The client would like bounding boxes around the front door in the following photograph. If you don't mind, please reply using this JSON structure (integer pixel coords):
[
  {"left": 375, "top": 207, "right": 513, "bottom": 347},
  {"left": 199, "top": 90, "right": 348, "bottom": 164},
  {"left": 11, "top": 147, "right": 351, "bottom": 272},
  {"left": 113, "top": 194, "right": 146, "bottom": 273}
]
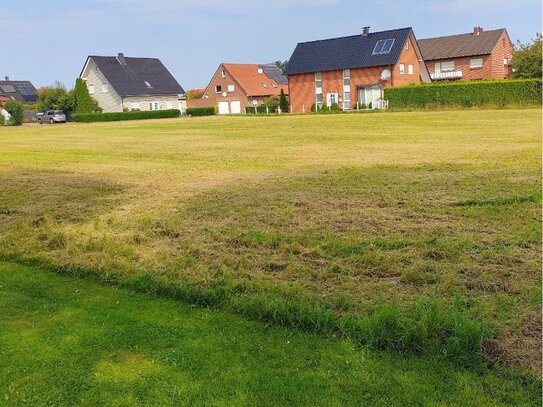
[
  {"left": 326, "top": 92, "right": 338, "bottom": 106},
  {"left": 359, "top": 85, "right": 381, "bottom": 107}
]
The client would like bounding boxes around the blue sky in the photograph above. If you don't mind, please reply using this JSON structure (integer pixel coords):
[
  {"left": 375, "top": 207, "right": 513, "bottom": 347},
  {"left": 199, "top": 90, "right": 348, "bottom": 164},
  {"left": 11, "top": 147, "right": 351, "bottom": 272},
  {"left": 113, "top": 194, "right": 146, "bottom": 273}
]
[{"left": 2, "top": 0, "right": 541, "bottom": 90}]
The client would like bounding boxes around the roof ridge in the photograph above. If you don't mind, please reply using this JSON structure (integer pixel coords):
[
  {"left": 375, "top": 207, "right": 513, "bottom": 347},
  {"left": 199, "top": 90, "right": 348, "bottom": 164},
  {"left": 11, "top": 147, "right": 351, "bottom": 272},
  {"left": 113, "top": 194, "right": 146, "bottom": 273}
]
[
  {"left": 419, "top": 28, "right": 505, "bottom": 42},
  {"left": 89, "top": 55, "right": 160, "bottom": 61},
  {"left": 295, "top": 27, "right": 412, "bottom": 45}
]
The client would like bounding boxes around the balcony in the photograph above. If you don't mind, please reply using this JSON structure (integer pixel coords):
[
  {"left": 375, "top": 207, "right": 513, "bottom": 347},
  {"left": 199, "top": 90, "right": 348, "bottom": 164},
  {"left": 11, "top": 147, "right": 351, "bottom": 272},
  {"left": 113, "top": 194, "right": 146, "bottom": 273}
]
[{"left": 430, "top": 71, "right": 463, "bottom": 80}]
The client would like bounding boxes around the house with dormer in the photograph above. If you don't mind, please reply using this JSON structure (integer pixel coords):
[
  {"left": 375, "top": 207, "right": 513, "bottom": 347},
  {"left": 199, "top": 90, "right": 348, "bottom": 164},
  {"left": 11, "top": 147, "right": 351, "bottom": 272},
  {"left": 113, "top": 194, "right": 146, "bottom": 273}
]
[
  {"left": 79, "top": 53, "right": 186, "bottom": 113},
  {"left": 284, "top": 27, "right": 430, "bottom": 113}
]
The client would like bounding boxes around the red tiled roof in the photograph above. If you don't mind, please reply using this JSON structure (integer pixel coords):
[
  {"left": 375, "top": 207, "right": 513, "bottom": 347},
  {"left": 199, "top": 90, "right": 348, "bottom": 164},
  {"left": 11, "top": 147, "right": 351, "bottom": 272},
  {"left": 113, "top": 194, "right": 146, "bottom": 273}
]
[{"left": 223, "top": 64, "right": 288, "bottom": 97}]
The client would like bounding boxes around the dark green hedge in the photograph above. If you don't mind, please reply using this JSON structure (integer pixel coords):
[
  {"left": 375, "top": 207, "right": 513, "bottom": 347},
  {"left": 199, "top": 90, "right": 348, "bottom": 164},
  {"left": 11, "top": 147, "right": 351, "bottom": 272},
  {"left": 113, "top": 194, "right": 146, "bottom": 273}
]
[
  {"left": 384, "top": 79, "right": 542, "bottom": 108},
  {"left": 72, "top": 109, "right": 180, "bottom": 122},
  {"left": 186, "top": 107, "right": 215, "bottom": 116}
]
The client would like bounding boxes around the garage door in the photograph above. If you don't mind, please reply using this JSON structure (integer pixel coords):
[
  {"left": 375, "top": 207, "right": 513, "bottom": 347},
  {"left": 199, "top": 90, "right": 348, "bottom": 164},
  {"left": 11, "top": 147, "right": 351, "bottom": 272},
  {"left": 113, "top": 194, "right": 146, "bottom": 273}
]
[
  {"left": 218, "top": 102, "right": 229, "bottom": 115},
  {"left": 230, "top": 101, "right": 241, "bottom": 114}
]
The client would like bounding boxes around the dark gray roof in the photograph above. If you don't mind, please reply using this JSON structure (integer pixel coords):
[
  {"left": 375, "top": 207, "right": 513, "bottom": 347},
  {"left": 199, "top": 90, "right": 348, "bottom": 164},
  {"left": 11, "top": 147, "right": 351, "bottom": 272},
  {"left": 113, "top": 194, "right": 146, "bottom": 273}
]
[
  {"left": 86, "top": 55, "right": 184, "bottom": 97},
  {"left": 258, "top": 64, "right": 288, "bottom": 85},
  {"left": 284, "top": 28, "right": 413, "bottom": 75},
  {"left": 418, "top": 28, "right": 507, "bottom": 60},
  {"left": 0, "top": 80, "right": 38, "bottom": 103}
]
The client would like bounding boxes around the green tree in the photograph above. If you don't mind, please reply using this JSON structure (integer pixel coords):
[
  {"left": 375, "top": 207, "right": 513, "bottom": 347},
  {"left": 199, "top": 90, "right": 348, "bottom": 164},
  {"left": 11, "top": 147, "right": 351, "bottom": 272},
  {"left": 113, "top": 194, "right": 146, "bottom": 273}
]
[
  {"left": 279, "top": 89, "right": 289, "bottom": 113},
  {"left": 4, "top": 100, "right": 24, "bottom": 126},
  {"left": 37, "top": 82, "right": 73, "bottom": 111},
  {"left": 262, "top": 95, "right": 280, "bottom": 110},
  {"left": 74, "top": 78, "right": 99, "bottom": 114},
  {"left": 271, "top": 60, "right": 288, "bottom": 71},
  {"left": 511, "top": 34, "right": 542, "bottom": 79}
]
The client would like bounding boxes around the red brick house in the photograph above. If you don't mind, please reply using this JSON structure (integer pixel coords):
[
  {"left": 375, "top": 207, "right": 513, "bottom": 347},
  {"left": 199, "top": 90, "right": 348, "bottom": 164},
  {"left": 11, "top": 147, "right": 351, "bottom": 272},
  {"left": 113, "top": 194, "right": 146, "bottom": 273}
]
[
  {"left": 284, "top": 27, "right": 430, "bottom": 113},
  {"left": 191, "top": 63, "right": 288, "bottom": 114},
  {"left": 418, "top": 27, "right": 513, "bottom": 81}
]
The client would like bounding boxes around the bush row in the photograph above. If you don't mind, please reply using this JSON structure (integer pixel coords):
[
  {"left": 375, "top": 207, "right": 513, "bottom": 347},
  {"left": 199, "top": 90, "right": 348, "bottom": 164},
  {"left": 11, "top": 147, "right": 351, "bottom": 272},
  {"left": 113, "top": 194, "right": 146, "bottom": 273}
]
[
  {"left": 3, "top": 251, "right": 491, "bottom": 367},
  {"left": 384, "top": 79, "right": 542, "bottom": 108},
  {"left": 72, "top": 109, "right": 180, "bottom": 122},
  {"left": 186, "top": 107, "right": 215, "bottom": 116}
]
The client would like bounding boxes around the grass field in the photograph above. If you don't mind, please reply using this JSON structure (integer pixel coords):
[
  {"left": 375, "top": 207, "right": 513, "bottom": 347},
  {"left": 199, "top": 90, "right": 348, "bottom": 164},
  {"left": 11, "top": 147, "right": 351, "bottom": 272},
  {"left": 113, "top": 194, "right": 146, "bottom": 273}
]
[
  {"left": 1, "top": 261, "right": 540, "bottom": 406},
  {"left": 0, "top": 110, "right": 540, "bottom": 374}
]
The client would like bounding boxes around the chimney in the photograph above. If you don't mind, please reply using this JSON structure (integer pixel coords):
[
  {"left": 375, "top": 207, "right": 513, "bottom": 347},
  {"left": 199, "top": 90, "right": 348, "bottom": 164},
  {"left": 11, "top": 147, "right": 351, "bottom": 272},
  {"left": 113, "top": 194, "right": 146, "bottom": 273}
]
[
  {"left": 362, "top": 26, "right": 370, "bottom": 36},
  {"left": 473, "top": 26, "right": 483, "bottom": 36},
  {"left": 4, "top": 76, "right": 9, "bottom": 81},
  {"left": 117, "top": 53, "right": 127, "bottom": 65}
]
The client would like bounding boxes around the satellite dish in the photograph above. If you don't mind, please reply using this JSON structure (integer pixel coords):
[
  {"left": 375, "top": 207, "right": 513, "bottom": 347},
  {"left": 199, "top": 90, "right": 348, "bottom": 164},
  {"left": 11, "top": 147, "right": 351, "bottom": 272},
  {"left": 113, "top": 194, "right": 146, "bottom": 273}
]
[
  {"left": 222, "top": 92, "right": 227, "bottom": 97},
  {"left": 257, "top": 68, "right": 263, "bottom": 75},
  {"left": 381, "top": 69, "right": 391, "bottom": 80}
]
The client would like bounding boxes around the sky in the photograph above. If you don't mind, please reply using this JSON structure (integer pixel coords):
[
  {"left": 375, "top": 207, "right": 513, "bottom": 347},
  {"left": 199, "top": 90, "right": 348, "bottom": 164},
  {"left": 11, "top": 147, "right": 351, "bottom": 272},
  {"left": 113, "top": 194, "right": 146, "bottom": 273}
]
[{"left": 1, "top": 0, "right": 541, "bottom": 90}]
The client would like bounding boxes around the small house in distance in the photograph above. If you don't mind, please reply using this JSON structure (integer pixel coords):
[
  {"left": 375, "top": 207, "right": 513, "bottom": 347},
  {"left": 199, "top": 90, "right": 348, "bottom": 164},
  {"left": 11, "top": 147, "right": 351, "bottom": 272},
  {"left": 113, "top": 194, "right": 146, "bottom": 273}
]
[
  {"left": 190, "top": 63, "right": 288, "bottom": 114},
  {"left": 79, "top": 53, "right": 186, "bottom": 113},
  {"left": 284, "top": 27, "right": 429, "bottom": 113},
  {"left": 0, "top": 77, "right": 39, "bottom": 103},
  {"left": 418, "top": 27, "right": 514, "bottom": 81}
]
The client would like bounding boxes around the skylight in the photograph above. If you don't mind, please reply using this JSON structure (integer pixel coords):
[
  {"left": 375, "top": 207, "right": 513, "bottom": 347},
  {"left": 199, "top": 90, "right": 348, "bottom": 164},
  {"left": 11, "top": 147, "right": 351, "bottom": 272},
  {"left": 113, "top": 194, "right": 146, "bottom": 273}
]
[
  {"left": 144, "top": 81, "right": 152, "bottom": 88},
  {"left": 372, "top": 38, "right": 395, "bottom": 55}
]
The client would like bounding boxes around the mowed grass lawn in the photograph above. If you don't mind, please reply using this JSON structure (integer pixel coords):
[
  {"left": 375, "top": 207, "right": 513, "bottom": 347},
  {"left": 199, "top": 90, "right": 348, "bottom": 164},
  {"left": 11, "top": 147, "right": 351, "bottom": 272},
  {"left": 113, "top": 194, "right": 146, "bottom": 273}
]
[
  {"left": 0, "top": 110, "right": 540, "bottom": 373},
  {"left": 0, "top": 262, "right": 540, "bottom": 406}
]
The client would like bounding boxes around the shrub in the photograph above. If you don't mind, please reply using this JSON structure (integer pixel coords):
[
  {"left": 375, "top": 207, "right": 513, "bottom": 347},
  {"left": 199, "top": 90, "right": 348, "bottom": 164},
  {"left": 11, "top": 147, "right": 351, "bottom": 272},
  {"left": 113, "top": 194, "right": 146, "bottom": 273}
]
[
  {"left": 186, "top": 107, "right": 215, "bottom": 117},
  {"left": 0, "top": 113, "right": 5, "bottom": 126},
  {"left": 245, "top": 105, "right": 273, "bottom": 114},
  {"left": 4, "top": 100, "right": 24, "bottom": 126},
  {"left": 37, "top": 82, "right": 75, "bottom": 112},
  {"left": 385, "top": 79, "right": 542, "bottom": 109},
  {"left": 279, "top": 89, "right": 289, "bottom": 113},
  {"left": 72, "top": 109, "right": 180, "bottom": 122},
  {"left": 74, "top": 78, "right": 100, "bottom": 114}
]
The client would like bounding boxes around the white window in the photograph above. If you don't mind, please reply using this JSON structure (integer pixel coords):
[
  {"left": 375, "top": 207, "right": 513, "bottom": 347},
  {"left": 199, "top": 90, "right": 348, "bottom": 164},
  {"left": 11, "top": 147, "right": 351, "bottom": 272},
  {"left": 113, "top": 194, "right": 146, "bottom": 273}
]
[
  {"left": 343, "top": 69, "right": 351, "bottom": 110},
  {"left": 405, "top": 41, "right": 409, "bottom": 50},
  {"left": 470, "top": 58, "right": 483, "bottom": 69},
  {"left": 215, "top": 85, "right": 222, "bottom": 93},
  {"left": 272, "top": 83, "right": 277, "bottom": 88},
  {"left": 262, "top": 83, "right": 268, "bottom": 88},
  {"left": 148, "top": 102, "right": 159, "bottom": 111},
  {"left": 221, "top": 70, "right": 226, "bottom": 78},
  {"left": 408, "top": 64, "right": 414, "bottom": 75},
  {"left": 130, "top": 102, "right": 140, "bottom": 110},
  {"left": 441, "top": 61, "right": 455, "bottom": 72},
  {"left": 315, "top": 72, "right": 323, "bottom": 108},
  {"left": 88, "top": 84, "right": 95, "bottom": 95},
  {"left": 101, "top": 83, "right": 108, "bottom": 93},
  {"left": 227, "top": 84, "right": 235, "bottom": 93},
  {"left": 503, "top": 58, "right": 508, "bottom": 65},
  {"left": 166, "top": 101, "right": 173, "bottom": 109},
  {"left": 399, "top": 64, "right": 405, "bottom": 75}
]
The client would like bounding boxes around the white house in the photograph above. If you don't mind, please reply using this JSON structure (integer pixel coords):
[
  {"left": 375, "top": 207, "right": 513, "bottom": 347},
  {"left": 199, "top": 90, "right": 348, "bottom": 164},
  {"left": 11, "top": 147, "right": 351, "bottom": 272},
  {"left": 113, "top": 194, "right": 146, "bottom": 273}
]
[{"left": 79, "top": 53, "right": 186, "bottom": 113}]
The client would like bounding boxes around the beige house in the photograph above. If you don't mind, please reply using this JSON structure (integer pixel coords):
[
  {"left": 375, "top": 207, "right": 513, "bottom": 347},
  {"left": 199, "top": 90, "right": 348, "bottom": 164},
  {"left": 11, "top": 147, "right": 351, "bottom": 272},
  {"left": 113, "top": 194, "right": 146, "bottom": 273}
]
[{"left": 80, "top": 53, "right": 186, "bottom": 113}]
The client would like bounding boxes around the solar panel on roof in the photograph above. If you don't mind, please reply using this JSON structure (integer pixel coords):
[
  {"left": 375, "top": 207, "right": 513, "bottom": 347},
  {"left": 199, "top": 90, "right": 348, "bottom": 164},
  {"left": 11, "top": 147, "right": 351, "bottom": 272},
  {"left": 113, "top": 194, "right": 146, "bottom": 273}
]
[
  {"left": 0, "top": 85, "right": 16, "bottom": 93},
  {"left": 372, "top": 38, "right": 395, "bottom": 55},
  {"left": 14, "top": 82, "right": 37, "bottom": 96},
  {"left": 259, "top": 65, "right": 288, "bottom": 85},
  {"left": 22, "top": 94, "right": 38, "bottom": 102}
]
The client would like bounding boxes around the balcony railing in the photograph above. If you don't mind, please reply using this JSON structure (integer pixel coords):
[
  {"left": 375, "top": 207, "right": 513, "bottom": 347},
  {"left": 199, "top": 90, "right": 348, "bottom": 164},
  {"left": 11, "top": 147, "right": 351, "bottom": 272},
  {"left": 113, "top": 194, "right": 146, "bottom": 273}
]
[{"left": 430, "top": 71, "right": 463, "bottom": 80}]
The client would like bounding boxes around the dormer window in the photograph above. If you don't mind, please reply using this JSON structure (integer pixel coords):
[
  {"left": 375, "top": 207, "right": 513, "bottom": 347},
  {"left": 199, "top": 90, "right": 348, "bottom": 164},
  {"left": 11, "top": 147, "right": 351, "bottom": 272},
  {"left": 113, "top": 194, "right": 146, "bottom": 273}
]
[
  {"left": 372, "top": 38, "right": 395, "bottom": 55},
  {"left": 144, "top": 81, "right": 152, "bottom": 88}
]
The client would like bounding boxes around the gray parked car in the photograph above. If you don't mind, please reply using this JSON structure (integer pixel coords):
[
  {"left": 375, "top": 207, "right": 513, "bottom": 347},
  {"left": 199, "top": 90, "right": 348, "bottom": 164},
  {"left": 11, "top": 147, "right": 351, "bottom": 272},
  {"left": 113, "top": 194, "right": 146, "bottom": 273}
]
[{"left": 38, "top": 110, "right": 66, "bottom": 124}]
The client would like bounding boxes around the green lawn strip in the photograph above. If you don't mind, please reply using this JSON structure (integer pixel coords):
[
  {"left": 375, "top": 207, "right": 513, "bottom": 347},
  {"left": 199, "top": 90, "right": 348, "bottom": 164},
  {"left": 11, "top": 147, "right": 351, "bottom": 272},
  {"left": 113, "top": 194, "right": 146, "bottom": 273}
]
[
  {"left": 0, "top": 261, "right": 539, "bottom": 406},
  {"left": 0, "top": 251, "right": 490, "bottom": 367}
]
